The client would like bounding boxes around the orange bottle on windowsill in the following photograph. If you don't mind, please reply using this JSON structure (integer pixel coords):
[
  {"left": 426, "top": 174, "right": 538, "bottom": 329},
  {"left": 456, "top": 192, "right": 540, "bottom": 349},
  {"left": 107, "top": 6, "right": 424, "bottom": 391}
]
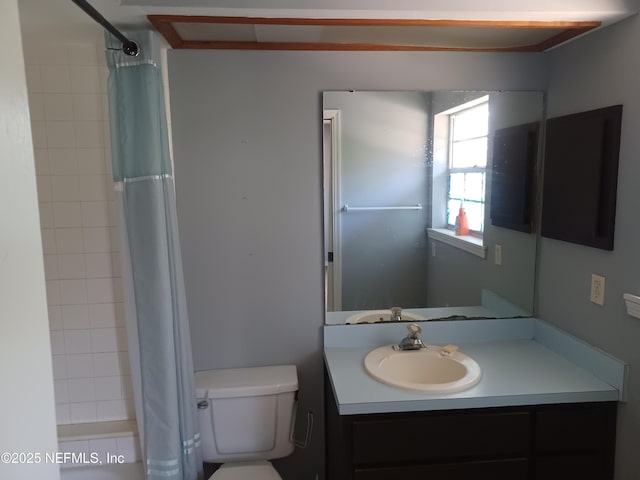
[{"left": 455, "top": 207, "right": 469, "bottom": 236}]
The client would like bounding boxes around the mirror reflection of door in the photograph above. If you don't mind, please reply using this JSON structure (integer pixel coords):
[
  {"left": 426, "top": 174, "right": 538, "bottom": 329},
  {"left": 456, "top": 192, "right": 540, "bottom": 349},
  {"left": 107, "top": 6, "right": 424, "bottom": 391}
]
[
  {"left": 323, "top": 110, "right": 341, "bottom": 311},
  {"left": 323, "top": 92, "right": 431, "bottom": 312}
]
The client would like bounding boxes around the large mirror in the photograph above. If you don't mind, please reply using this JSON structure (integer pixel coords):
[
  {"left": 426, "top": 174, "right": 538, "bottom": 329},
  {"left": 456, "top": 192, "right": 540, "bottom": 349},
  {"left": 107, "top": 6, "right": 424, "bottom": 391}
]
[{"left": 323, "top": 90, "right": 543, "bottom": 325}]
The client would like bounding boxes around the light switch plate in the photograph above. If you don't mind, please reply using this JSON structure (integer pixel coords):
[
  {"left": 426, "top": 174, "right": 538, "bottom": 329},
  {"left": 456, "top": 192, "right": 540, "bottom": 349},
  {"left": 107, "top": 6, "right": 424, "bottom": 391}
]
[{"left": 495, "top": 244, "right": 503, "bottom": 266}]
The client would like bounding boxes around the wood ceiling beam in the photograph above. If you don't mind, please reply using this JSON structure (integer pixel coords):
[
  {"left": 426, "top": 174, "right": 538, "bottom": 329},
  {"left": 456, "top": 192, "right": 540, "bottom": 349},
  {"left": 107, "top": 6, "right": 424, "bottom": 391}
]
[{"left": 147, "top": 15, "right": 601, "bottom": 52}]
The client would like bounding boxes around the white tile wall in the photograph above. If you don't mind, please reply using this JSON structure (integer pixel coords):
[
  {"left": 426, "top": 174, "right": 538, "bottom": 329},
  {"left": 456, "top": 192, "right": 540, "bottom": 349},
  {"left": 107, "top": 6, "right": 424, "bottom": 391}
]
[{"left": 25, "top": 41, "right": 133, "bottom": 426}]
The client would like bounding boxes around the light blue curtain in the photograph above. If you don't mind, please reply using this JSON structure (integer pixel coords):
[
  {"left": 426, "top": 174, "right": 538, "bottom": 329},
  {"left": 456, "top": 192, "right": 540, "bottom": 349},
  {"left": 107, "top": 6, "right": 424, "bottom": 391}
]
[{"left": 105, "top": 30, "right": 203, "bottom": 480}]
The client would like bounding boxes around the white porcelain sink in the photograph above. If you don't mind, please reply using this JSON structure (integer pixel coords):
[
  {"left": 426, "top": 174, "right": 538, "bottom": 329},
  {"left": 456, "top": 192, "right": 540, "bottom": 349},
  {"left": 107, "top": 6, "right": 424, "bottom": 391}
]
[
  {"left": 345, "top": 310, "right": 427, "bottom": 324},
  {"left": 364, "top": 345, "right": 482, "bottom": 393}
]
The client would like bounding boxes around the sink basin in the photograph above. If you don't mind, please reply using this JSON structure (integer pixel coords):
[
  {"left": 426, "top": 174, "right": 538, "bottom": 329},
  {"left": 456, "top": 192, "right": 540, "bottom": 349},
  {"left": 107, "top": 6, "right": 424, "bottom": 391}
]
[
  {"left": 364, "top": 345, "right": 482, "bottom": 393},
  {"left": 345, "top": 310, "right": 427, "bottom": 324}
]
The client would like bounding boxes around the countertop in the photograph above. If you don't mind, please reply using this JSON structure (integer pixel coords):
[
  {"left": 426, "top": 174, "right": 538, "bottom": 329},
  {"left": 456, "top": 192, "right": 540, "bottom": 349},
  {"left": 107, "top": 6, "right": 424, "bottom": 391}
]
[
  {"left": 325, "top": 289, "right": 531, "bottom": 325},
  {"left": 324, "top": 318, "right": 626, "bottom": 415}
]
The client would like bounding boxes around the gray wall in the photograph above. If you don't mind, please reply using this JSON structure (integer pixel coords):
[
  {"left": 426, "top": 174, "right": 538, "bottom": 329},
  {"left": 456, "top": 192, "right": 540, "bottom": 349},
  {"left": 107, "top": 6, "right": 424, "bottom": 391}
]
[
  {"left": 168, "top": 50, "right": 547, "bottom": 479},
  {"left": 540, "top": 14, "right": 640, "bottom": 480}
]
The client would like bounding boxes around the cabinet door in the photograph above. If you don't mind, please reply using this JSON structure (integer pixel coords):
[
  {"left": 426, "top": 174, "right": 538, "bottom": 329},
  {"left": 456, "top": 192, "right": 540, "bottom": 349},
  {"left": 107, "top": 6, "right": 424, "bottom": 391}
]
[
  {"left": 535, "top": 404, "right": 616, "bottom": 480},
  {"left": 536, "top": 406, "right": 611, "bottom": 452},
  {"left": 355, "top": 458, "right": 529, "bottom": 480},
  {"left": 541, "top": 105, "right": 623, "bottom": 250},
  {"left": 536, "top": 455, "right": 606, "bottom": 480}
]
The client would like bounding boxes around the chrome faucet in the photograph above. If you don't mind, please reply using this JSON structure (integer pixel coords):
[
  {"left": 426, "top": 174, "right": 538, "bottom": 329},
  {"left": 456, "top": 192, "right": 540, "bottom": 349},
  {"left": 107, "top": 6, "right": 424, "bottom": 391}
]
[
  {"left": 390, "top": 307, "right": 403, "bottom": 321},
  {"left": 393, "top": 323, "right": 426, "bottom": 351}
]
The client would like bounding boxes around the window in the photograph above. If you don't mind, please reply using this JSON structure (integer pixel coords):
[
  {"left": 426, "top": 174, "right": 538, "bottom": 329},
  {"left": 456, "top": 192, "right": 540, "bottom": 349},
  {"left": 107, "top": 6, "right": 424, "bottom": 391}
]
[
  {"left": 446, "top": 97, "right": 489, "bottom": 234},
  {"left": 428, "top": 94, "right": 489, "bottom": 258}
]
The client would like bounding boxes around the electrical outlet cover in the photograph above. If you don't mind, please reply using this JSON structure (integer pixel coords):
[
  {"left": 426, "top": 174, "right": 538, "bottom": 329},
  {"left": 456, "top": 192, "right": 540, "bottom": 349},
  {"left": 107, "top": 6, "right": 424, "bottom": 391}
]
[{"left": 590, "top": 274, "right": 605, "bottom": 306}]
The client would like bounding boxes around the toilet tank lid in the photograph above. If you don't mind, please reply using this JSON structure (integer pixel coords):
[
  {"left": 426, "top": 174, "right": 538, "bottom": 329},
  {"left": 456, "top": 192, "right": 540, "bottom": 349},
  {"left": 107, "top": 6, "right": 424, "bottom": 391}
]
[{"left": 195, "top": 365, "right": 298, "bottom": 399}]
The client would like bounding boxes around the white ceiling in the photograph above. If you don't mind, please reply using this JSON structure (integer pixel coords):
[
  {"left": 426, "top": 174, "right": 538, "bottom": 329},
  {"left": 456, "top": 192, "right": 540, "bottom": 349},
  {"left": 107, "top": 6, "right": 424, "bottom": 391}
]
[
  {"left": 19, "top": 0, "right": 146, "bottom": 43},
  {"left": 18, "top": 0, "right": 639, "bottom": 46}
]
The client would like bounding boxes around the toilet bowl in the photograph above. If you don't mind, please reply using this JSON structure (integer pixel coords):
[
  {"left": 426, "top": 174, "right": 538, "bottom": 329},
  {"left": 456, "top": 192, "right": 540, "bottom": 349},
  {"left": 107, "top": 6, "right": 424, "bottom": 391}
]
[{"left": 195, "top": 365, "right": 298, "bottom": 480}]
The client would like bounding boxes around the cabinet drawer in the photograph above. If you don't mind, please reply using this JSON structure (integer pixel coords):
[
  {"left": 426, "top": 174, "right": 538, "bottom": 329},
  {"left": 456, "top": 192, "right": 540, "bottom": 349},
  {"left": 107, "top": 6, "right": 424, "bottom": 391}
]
[
  {"left": 536, "top": 405, "right": 613, "bottom": 453},
  {"left": 352, "top": 411, "right": 529, "bottom": 464},
  {"left": 355, "top": 458, "right": 529, "bottom": 480}
]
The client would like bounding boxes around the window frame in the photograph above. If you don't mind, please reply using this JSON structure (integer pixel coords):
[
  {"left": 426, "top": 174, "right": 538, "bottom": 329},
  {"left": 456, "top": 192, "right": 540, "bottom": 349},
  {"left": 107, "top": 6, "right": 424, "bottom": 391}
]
[{"left": 445, "top": 96, "right": 489, "bottom": 236}]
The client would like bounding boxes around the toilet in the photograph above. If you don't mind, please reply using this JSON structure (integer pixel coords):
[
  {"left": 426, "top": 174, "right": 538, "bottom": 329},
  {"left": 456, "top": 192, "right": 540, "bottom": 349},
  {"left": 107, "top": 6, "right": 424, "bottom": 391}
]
[{"left": 195, "top": 365, "right": 299, "bottom": 480}]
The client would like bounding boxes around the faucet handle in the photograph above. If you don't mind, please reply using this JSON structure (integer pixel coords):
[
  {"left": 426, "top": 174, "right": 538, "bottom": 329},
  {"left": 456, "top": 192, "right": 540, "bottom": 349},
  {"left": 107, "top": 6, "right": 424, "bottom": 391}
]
[
  {"left": 407, "top": 323, "right": 421, "bottom": 338},
  {"left": 390, "top": 306, "right": 403, "bottom": 321}
]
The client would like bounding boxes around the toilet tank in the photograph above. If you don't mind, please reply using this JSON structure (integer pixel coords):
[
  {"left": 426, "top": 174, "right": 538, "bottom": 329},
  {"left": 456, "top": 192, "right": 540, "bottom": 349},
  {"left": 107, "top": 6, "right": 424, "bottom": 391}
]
[{"left": 196, "top": 365, "right": 298, "bottom": 463}]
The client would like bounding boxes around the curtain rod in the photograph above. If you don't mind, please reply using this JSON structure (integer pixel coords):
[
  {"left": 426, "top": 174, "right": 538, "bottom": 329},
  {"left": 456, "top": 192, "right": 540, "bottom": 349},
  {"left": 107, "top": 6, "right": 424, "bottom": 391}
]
[{"left": 69, "top": 0, "right": 140, "bottom": 56}]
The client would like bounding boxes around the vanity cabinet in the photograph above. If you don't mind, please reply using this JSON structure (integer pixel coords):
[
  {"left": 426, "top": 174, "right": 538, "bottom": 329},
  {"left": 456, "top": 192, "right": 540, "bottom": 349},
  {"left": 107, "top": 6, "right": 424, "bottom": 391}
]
[{"left": 325, "top": 374, "right": 617, "bottom": 480}]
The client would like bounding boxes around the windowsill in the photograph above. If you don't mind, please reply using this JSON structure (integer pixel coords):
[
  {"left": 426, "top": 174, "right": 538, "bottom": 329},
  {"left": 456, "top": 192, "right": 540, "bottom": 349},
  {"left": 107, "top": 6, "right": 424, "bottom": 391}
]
[{"left": 427, "top": 228, "right": 487, "bottom": 259}]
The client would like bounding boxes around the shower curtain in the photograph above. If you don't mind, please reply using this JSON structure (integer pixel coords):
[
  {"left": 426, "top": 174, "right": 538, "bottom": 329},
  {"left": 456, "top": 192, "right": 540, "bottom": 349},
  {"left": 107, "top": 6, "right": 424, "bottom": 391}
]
[{"left": 105, "top": 30, "right": 203, "bottom": 480}]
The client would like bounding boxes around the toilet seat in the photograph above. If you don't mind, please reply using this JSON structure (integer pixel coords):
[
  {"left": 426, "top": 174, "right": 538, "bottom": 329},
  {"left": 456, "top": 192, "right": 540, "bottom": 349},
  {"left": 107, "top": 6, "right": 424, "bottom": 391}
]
[{"left": 209, "top": 461, "right": 282, "bottom": 480}]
